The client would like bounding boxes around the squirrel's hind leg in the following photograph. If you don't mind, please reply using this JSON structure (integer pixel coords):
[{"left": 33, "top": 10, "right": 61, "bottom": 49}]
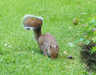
[
  {"left": 39, "top": 46, "right": 43, "bottom": 54},
  {"left": 43, "top": 49, "right": 47, "bottom": 56}
]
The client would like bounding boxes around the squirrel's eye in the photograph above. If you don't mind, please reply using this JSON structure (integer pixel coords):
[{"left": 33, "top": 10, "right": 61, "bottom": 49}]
[{"left": 50, "top": 45, "right": 52, "bottom": 48}]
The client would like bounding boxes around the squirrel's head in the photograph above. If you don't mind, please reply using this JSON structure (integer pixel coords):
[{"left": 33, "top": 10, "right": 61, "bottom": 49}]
[
  {"left": 23, "top": 15, "right": 43, "bottom": 30},
  {"left": 48, "top": 45, "right": 59, "bottom": 59}
]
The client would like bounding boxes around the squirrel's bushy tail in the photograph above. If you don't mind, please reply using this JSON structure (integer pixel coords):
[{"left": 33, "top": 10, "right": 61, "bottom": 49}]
[{"left": 23, "top": 14, "right": 43, "bottom": 40}]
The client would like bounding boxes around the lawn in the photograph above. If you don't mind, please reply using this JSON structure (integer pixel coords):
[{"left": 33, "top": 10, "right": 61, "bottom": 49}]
[{"left": 0, "top": 0, "right": 96, "bottom": 75}]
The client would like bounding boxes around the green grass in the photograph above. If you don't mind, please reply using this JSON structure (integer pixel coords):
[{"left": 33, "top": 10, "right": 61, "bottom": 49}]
[{"left": 0, "top": 0, "right": 96, "bottom": 75}]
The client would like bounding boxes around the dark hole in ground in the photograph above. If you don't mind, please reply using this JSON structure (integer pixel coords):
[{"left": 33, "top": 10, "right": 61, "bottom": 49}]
[{"left": 80, "top": 42, "right": 96, "bottom": 72}]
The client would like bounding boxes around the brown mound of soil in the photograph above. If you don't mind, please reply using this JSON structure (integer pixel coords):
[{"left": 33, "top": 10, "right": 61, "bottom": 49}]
[{"left": 80, "top": 42, "right": 96, "bottom": 72}]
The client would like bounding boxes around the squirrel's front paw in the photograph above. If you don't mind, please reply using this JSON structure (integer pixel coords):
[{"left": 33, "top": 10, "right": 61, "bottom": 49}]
[{"left": 43, "top": 52, "right": 47, "bottom": 56}]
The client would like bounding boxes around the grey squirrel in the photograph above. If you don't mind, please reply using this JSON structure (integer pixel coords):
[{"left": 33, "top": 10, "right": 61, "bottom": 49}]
[{"left": 23, "top": 15, "right": 59, "bottom": 59}]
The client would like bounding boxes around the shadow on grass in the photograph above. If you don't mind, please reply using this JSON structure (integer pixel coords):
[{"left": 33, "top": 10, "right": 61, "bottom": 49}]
[{"left": 80, "top": 42, "right": 96, "bottom": 72}]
